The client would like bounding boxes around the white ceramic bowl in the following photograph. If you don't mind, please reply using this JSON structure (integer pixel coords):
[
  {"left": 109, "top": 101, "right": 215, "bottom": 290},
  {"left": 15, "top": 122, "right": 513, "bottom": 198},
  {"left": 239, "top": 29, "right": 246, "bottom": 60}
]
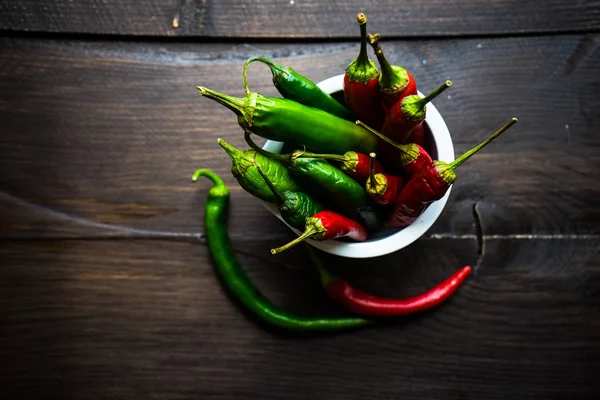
[{"left": 260, "top": 74, "right": 454, "bottom": 258}]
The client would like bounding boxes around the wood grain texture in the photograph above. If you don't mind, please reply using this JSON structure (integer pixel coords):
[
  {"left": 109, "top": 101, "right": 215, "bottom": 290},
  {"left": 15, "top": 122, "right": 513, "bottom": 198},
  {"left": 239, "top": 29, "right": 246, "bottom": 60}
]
[
  {"left": 1, "top": 35, "right": 599, "bottom": 240},
  {"left": 0, "top": 238, "right": 598, "bottom": 399},
  {"left": 1, "top": 0, "right": 600, "bottom": 37}
]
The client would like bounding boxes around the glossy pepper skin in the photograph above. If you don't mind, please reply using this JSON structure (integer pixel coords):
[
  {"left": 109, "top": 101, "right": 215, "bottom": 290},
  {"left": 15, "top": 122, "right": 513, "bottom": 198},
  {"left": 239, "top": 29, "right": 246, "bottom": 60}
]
[
  {"left": 365, "top": 153, "right": 404, "bottom": 206},
  {"left": 386, "top": 165, "right": 449, "bottom": 228},
  {"left": 242, "top": 56, "right": 353, "bottom": 120},
  {"left": 343, "top": 12, "right": 385, "bottom": 130},
  {"left": 198, "top": 87, "right": 378, "bottom": 155},
  {"left": 217, "top": 138, "right": 300, "bottom": 203},
  {"left": 271, "top": 211, "right": 368, "bottom": 254},
  {"left": 356, "top": 121, "right": 433, "bottom": 177},
  {"left": 381, "top": 81, "right": 452, "bottom": 143},
  {"left": 309, "top": 246, "right": 472, "bottom": 317},
  {"left": 255, "top": 163, "right": 325, "bottom": 230},
  {"left": 387, "top": 118, "right": 518, "bottom": 228},
  {"left": 368, "top": 33, "right": 417, "bottom": 109},
  {"left": 192, "top": 169, "right": 369, "bottom": 331},
  {"left": 405, "top": 123, "right": 425, "bottom": 148},
  {"left": 245, "top": 131, "right": 382, "bottom": 234},
  {"left": 294, "top": 150, "right": 384, "bottom": 185}
]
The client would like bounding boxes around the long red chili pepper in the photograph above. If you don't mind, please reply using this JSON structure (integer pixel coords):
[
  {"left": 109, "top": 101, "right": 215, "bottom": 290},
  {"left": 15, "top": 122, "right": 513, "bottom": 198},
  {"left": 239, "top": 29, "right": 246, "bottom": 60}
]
[
  {"left": 387, "top": 118, "right": 518, "bottom": 228},
  {"left": 381, "top": 81, "right": 452, "bottom": 144},
  {"left": 368, "top": 33, "right": 417, "bottom": 109},
  {"left": 343, "top": 12, "right": 385, "bottom": 130},
  {"left": 307, "top": 247, "right": 471, "bottom": 317},
  {"left": 271, "top": 211, "right": 367, "bottom": 255},
  {"left": 365, "top": 153, "right": 404, "bottom": 206},
  {"left": 356, "top": 120, "right": 433, "bottom": 177}
]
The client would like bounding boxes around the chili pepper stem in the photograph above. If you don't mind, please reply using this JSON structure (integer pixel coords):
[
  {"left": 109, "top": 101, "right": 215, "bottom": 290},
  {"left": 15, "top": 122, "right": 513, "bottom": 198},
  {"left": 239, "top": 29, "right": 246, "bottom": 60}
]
[
  {"left": 448, "top": 118, "right": 518, "bottom": 172},
  {"left": 356, "top": 121, "right": 408, "bottom": 155},
  {"left": 244, "top": 130, "right": 291, "bottom": 164},
  {"left": 244, "top": 130, "right": 347, "bottom": 165},
  {"left": 295, "top": 152, "right": 350, "bottom": 162},
  {"left": 369, "top": 153, "right": 377, "bottom": 183},
  {"left": 197, "top": 86, "right": 255, "bottom": 129},
  {"left": 357, "top": 120, "right": 422, "bottom": 167},
  {"left": 397, "top": 81, "right": 452, "bottom": 142},
  {"left": 271, "top": 226, "right": 321, "bottom": 255},
  {"left": 400, "top": 80, "right": 452, "bottom": 123},
  {"left": 366, "top": 152, "right": 377, "bottom": 192},
  {"left": 242, "top": 56, "right": 287, "bottom": 94},
  {"left": 368, "top": 33, "right": 409, "bottom": 93},
  {"left": 345, "top": 12, "right": 379, "bottom": 85},
  {"left": 418, "top": 80, "right": 452, "bottom": 109},
  {"left": 254, "top": 162, "right": 286, "bottom": 204},
  {"left": 356, "top": 13, "right": 369, "bottom": 66},
  {"left": 435, "top": 118, "right": 518, "bottom": 184},
  {"left": 217, "top": 137, "right": 244, "bottom": 160}
]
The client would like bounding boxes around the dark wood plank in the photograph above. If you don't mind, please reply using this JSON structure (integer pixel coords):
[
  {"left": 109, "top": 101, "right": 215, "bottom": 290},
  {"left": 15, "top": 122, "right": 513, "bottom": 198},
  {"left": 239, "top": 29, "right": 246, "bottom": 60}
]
[
  {"left": 1, "top": 35, "right": 599, "bottom": 240},
  {"left": 1, "top": 237, "right": 598, "bottom": 399},
  {"left": 1, "top": 0, "right": 600, "bottom": 37}
]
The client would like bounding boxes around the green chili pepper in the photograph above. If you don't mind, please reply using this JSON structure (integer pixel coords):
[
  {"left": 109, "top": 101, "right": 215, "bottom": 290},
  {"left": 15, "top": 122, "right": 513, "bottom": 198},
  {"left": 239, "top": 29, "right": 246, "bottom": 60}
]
[
  {"left": 197, "top": 86, "right": 378, "bottom": 155},
  {"left": 245, "top": 131, "right": 383, "bottom": 234},
  {"left": 218, "top": 138, "right": 300, "bottom": 203},
  {"left": 242, "top": 56, "right": 353, "bottom": 121},
  {"left": 192, "top": 168, "right": 369, "bottom": 331},
  {"left": 254, "top": 162, "right": 325, "bottom": 230}
]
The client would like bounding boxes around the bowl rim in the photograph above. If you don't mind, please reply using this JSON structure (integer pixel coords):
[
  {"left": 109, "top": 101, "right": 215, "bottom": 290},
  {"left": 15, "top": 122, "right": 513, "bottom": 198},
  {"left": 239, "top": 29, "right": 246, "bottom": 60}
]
[{"left": 260, "top": 73, "right": 454, "bottom": 258}]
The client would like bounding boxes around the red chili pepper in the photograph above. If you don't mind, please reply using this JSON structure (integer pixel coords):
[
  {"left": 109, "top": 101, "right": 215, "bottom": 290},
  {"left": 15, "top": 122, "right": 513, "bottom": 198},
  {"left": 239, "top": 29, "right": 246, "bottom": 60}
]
[
  {"left": 343, "top": 12, "right": 385, "bottom": 130},
  {"left": 356, "top": 120, "right": 433, "bottom": 177},
  {"left": 381, "top": 81, "right": 452, "bottom": 144},
  {"left": 342, "top": 151, "right": 385, "bottom": 184},
  {"left": 405, "top": 123, "right": 425, "bottom": 148},
  {"left": 308, "top": 247, "right": 471, "bottom": 317},
  {"left": 271, "top": 211, "right": 367, "bottom": 255},
  {"left": 365, "top": 153, "right": 404, "bottom": 206},
  {"left": 387, "top": 118, "right": 518, "bottom": 228},
  {"left": 368, "top": 33, "right": 417, "bottom": 109}
]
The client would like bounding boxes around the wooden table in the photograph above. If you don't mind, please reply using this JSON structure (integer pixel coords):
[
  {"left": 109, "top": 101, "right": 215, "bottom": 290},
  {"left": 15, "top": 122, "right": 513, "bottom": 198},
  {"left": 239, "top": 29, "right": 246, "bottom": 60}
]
[{"left": 1, "top": 1, "right": 600, "bottom": 398}]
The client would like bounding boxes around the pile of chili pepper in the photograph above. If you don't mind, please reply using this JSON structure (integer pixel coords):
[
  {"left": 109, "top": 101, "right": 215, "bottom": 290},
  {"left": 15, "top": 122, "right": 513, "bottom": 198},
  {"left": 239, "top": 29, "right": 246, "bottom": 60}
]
[
  {"left": 190, "top": 11, "right": 517, "bottom": 332},
  {"left": 196, "top": 11, "right": 518, "bottom": 251}
]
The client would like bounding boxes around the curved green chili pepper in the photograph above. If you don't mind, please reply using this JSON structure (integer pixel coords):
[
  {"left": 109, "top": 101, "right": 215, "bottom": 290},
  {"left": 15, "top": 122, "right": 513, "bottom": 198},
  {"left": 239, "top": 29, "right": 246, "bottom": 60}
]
[
  {"left": 192, "top": 168, "right": 369, "bottom": 331},
  {"left": 218, "top": 138, "right": 300, "bottom": 203},
  {"left": 197, "top": 86, "right": 378, "bottom": 155},
  {"left": 242, "top": 56, "right": 353, "bottom": 121},
  {"left": 255, "top": 163, "right": 325, "bottom": 230},
  {"left": 245, "top": 131, "right": 383, "bottom": 234}
]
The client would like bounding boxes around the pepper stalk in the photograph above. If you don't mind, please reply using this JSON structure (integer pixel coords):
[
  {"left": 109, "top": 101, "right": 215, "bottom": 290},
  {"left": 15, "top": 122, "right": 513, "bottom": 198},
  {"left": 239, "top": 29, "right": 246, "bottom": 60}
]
[
  {"left": 368, "top": 33, "right": 412, "bottom": 106},
  {"left": 366, "top": 152, "right": 387, "bottom": 197},
  {"left": 436, "top": 118, "right": 518, "bottom": 184},
  {"left": 356, "top": 120, "right": 426, "bottom": 172},
  {"left": 400, "top": 81, "right": 453, "bottom": 122},
  {"left": 346, "top": 12, "right": 380, "bottom": 85},
  {"left": 271, "top": 217, "right": 327, "bottom": 254}
]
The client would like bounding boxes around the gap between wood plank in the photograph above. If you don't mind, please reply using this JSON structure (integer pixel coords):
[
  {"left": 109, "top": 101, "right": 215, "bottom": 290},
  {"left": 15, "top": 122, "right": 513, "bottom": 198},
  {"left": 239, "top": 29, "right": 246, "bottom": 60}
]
[
  {"left": 3, "top": 191, "right": 600, "bottom": 242},
  {"left": 1, "top": 28, "right": 599, "bottom": 43},
  {"left": 2, "top": 234, "right": 599, "bottom": 242}
]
